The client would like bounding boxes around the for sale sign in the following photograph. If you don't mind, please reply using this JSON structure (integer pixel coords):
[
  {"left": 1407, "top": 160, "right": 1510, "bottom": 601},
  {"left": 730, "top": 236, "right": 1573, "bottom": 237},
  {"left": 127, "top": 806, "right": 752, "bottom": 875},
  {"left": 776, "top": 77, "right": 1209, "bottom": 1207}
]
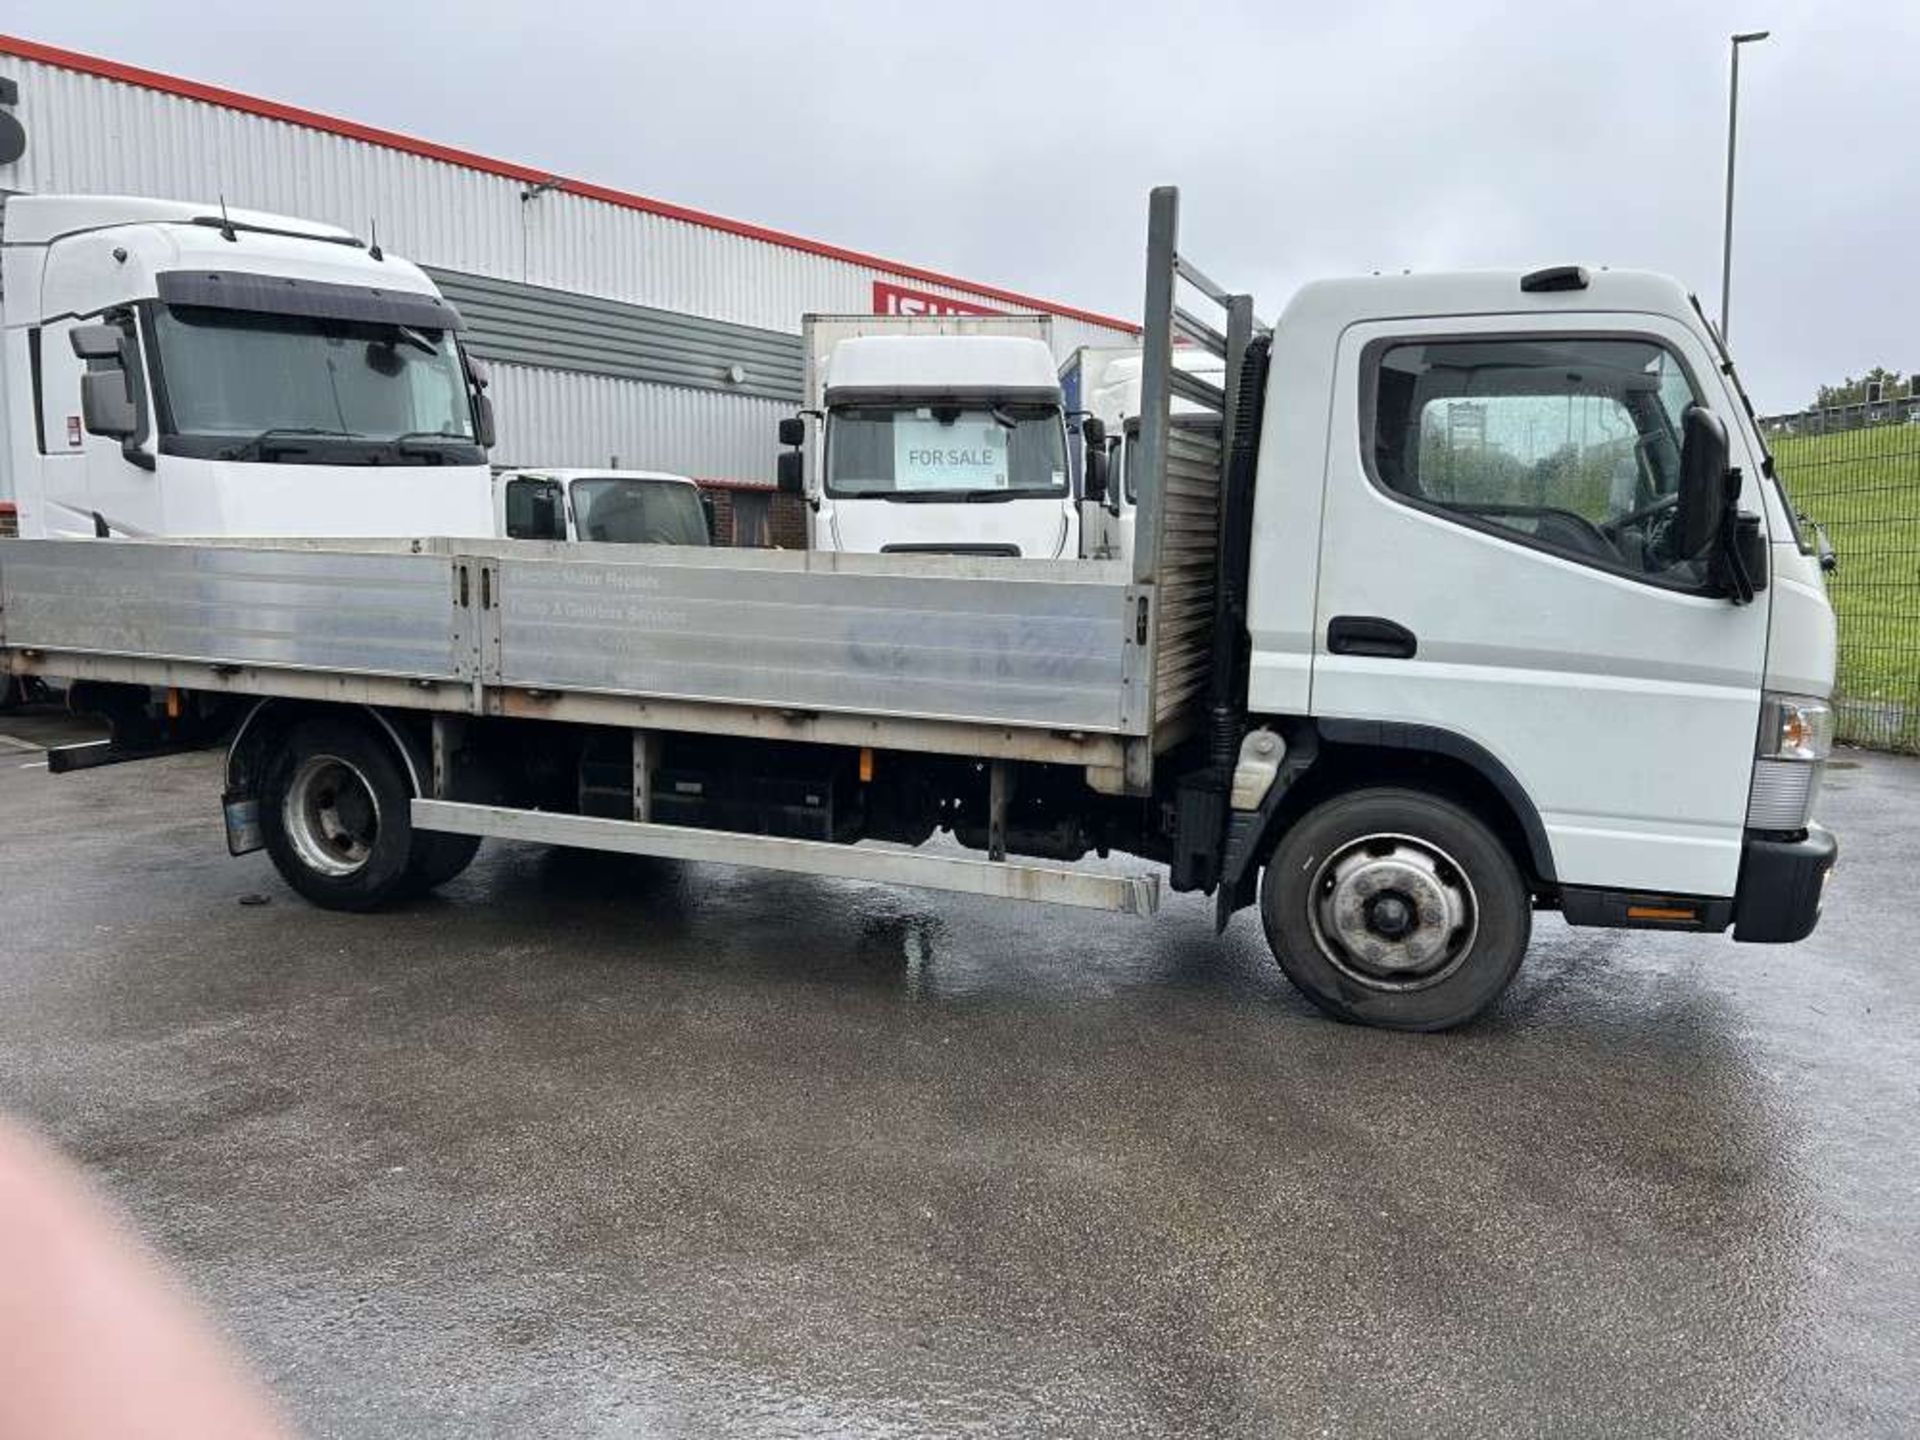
[
  {"left": 891, "top": 413, "right": 1008, "bottom": 492},
  {"left": 872, "top": 281, "right": 1002, "bottom": 318}
]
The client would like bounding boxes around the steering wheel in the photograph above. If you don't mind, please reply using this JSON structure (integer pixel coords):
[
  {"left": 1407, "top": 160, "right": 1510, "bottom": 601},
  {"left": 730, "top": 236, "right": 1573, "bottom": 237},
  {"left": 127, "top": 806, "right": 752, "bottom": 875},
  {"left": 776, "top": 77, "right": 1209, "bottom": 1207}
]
[
  {"left": 1459, "top": 503, "right": 1618, "bottom": 555},
  {"left": 1601, "top": 492, "right": 1679, "bottom": 538}
]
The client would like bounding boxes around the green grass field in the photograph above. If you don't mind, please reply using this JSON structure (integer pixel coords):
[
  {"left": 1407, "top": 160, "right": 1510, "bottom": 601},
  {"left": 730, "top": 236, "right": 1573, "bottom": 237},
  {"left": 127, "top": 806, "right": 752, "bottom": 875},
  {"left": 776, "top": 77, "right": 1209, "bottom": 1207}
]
[{"left": 1771, "top": 424, "right": 1920, "bottom": 752}]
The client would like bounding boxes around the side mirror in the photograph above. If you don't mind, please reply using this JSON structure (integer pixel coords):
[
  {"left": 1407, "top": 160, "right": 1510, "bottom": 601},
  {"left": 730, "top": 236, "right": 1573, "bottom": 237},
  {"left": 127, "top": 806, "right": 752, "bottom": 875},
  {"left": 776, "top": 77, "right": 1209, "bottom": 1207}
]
[
  {"left": 472, "top": 392, "right": 497, "bottom": 450},
  {"left": 70, "top": 323, "right": 126, "bottom": 361},
  {"left": 529, "top": 489, "right": 562, "bottom": 540},
  {"left": 777, "top": 416, "right": 805, "bottom": 448},
  {"left": 1081, "top": 416, "right": 1106, "bottom": 449},
  {"left": 1083, "top": 444, "right": 1110, "bottom": 506},
  {"left": 776, "top": 449, "right": 804, "bottom": 496},
  {"left": 72, "top": 322, "right": 141, "bottom": 441},
  {"left": 1674, "top": 404, "right": 1732, "bottom": 561},
  {"left": 79, "top": 369, "right": 139, "bottom": 440}
]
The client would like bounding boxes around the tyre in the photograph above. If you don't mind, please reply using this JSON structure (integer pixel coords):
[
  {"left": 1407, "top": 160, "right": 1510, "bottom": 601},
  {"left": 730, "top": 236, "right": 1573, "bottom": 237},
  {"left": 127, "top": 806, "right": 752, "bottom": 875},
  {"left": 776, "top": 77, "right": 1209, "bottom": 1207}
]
[
  {"left": 260, "top": 718, "right": 422, "bottom": 912},
  {"left": 1259, "top": 787, "right": 1530, "bottom": 1031},
  {"left": 0, "top": 674, "right": 18, "bottom": 713},
  {"left": 404, "top": 832, "right": 483, "bottom": 893}
]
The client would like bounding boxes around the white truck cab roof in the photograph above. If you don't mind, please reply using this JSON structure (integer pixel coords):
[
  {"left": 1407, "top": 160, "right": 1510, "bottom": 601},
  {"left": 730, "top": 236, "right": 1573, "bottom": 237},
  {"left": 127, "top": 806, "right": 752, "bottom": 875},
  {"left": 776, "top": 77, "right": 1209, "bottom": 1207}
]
[
  {"left": 825, "top": 334, "right": 1062, "bottom": 400},
  {"left": 1279, "top": 266, "right": 1704, "bottom": 329},
  {"left": 3, "top": 193, "right": 446, "bottom": 321},
  {"left": 1, "top": 193, "right": 359, "bottom": 246}
]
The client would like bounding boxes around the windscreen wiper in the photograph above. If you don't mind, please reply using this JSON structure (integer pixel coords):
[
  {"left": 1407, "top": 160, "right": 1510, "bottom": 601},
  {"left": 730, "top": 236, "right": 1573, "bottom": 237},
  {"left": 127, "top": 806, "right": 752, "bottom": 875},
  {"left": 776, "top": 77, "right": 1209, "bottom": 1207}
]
[
  {"left": 395, "top": 431, "right": 475, "bottom": 462},
  {"left": 220, "top": 427, "right": 349, "bottom": 461}
]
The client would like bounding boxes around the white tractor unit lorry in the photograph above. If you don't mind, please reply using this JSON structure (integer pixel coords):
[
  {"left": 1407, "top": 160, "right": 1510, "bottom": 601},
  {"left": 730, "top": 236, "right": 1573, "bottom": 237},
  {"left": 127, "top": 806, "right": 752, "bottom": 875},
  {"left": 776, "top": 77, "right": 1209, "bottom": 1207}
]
[
  {"left": 0, "top": 189, "right": 1838, "bottom": 1030},
  {"left": 495, "top": 468, "right": 711, "bottom": 546},
  {"left": 0, "top": 193, "right": 496, "bottom": 542},
  {"left": 780, "top": 313, "right": 1077, "bottom": 559}
]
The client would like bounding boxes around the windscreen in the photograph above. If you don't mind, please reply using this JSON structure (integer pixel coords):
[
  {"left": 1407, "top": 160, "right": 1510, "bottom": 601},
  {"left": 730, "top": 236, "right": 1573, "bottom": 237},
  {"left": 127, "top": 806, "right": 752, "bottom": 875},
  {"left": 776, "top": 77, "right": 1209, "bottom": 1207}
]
[
  {"left": 150, "top": 304, "right": 480, "bottom": 464},
  {"left": 826, "top": 403, "right": 1067, "bottom": 499},
  {"left": 570, "top": 478, "right": 710, "bottom": 545}
]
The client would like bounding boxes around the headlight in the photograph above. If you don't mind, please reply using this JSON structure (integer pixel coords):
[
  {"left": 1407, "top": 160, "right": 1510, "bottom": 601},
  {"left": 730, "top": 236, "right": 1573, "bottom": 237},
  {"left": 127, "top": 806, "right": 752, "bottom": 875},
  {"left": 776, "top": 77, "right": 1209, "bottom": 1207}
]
[{"left": 1759, "top": 694, "right": 1834, "bottom": 762}]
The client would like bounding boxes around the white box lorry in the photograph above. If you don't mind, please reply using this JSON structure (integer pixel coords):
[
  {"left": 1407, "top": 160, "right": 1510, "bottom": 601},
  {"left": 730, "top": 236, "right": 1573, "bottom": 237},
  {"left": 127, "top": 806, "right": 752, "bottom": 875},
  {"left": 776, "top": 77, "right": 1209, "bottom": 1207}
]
[
  {"left": 0, "top": 188, "right": 1838, "bottom": 1030},
  {"left": 781, "top": 313, "right": 1078, "bottom": 560}
]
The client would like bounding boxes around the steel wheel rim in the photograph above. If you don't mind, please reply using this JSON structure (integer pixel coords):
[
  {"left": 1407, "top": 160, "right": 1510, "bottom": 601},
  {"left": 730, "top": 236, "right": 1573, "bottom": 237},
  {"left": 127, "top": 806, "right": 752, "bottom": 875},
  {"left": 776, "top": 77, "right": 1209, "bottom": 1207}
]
[
  {"left": 284, "top": 753, "right": 381, "bottom": 878},
  {"left": 1304, "top": 831, "right": 1478, "bottom": 992}
]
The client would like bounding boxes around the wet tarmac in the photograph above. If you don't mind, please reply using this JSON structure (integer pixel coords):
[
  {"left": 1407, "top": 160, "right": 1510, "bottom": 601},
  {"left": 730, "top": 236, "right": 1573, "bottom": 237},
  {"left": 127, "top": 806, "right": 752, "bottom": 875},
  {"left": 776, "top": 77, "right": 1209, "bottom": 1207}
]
[{"left": 0, "top": 710, "right": 1915, "bottom": 1436}]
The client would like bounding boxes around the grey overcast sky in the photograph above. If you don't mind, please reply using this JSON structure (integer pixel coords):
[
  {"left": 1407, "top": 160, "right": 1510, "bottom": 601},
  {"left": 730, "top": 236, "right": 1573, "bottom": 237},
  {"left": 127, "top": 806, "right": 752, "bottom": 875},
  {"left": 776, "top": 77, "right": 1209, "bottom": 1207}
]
[{"left": 8, "top": 0, "right": 1916, "bottom": 410}]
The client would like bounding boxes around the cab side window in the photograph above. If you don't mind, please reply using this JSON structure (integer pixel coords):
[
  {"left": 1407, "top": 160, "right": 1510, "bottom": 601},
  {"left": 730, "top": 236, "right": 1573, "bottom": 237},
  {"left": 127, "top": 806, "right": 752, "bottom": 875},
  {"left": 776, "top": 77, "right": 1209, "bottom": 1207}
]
[
  {"left": 503, "top": 477, "right": 566, "bottom": 540},
  {"left": 1368, "top": 336, "right": 1709, "bottom": 586}
]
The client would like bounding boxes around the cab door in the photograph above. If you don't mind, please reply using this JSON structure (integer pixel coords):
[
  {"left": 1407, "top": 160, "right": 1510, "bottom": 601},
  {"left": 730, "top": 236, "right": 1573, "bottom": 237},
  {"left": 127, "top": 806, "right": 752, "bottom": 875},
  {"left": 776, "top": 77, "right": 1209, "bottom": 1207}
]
[{"left": 1310, "top": 313, "right": 1771, "bottom": 898}]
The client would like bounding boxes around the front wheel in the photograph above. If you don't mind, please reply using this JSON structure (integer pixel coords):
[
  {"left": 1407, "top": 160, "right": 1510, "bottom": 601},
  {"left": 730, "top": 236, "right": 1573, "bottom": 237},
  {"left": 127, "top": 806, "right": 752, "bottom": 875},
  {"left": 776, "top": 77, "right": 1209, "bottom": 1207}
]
[{"left": 1260, "top": 788, "right": 1530, "bottom": 1031}]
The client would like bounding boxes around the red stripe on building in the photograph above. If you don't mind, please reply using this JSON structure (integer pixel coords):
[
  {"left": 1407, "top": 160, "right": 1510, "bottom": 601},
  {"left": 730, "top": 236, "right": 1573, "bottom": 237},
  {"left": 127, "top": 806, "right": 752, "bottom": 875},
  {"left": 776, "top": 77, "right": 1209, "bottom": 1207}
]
[{"left": 0, "top": 33, "right": 1138, "bottom": 334}]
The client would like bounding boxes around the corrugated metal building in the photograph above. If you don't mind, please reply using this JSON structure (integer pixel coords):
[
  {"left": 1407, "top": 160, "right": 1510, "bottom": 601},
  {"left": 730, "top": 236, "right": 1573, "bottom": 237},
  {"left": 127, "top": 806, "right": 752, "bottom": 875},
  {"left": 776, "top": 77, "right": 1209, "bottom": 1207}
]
[{"left": 0, "top": 34, "right": 1137, "bottom": 485}]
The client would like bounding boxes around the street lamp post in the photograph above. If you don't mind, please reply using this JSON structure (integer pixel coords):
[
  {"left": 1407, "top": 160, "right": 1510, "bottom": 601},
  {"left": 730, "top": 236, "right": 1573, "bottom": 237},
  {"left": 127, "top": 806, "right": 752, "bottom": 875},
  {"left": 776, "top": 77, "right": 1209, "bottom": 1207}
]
[{"left": 1721, "top": 29, "right": 1771, "bottom": 344}]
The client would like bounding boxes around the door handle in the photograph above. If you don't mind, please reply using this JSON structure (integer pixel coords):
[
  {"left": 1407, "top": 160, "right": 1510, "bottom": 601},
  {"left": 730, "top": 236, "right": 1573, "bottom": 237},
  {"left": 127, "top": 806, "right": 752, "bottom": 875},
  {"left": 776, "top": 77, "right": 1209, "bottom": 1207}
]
[{"left": 1327, "top": 615, "right": 1417, "bottom": 659}]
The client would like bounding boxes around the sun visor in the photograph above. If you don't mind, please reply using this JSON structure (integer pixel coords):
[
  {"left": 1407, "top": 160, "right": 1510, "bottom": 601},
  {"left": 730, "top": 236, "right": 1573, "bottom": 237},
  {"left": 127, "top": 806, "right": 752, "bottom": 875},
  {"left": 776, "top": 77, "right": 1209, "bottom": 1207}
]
[{"left": 155, "top": 270, "right": 465, "bottom": 331}]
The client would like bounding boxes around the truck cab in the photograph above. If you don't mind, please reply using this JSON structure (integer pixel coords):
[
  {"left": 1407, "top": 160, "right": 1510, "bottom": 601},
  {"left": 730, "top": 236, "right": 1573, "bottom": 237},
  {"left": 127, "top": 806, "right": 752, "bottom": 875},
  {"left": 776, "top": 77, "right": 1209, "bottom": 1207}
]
[
  {"left": 1062, "top": 344, "right": 1224, "bottom": 564},
  {"left": 0, "top": 194, "right": 495, "bottom": 539},
  {"left": 782, "top": 315, "right": 1077, "bottom": 559},
  {"left": 495, "top": 468, "right": 711, "bottom": 545}
]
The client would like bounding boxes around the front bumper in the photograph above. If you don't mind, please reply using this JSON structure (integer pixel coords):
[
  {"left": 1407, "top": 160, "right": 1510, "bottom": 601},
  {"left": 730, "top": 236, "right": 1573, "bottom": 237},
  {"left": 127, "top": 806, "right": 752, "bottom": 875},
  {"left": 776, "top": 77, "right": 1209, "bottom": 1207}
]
[{"left": 1732, "top": 824, "right": 1838, "bottom": 943}]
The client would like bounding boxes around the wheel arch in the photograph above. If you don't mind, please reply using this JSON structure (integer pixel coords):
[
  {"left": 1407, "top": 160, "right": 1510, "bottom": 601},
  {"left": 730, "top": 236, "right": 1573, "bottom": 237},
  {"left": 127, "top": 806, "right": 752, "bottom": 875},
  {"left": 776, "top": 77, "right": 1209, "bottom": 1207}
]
[
  {"left": 1263, "top": 720, "right": 1557, "bottom": 889},
  {"left": 226, "top": 700, "right": 428, "bottom": 800}
]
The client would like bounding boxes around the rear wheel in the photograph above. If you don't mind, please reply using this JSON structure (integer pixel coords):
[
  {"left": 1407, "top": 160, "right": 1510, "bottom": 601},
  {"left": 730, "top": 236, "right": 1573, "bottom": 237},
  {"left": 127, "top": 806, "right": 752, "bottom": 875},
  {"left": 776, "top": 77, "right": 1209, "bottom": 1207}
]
[
  {"left": 261, "top": 719, "right": 421, "bottom": 911},
  {"left": 1260, "top": 788, "right": 1529, "bottom": 1031},
  {"left": 405, "top": 832, "right": 483, "bottom": 892}
]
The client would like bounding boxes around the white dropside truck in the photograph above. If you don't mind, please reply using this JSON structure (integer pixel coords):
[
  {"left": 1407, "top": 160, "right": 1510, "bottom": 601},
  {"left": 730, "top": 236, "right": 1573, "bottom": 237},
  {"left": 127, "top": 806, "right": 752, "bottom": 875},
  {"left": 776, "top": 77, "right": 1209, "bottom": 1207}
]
[
  {"left": 0, "top": 193, "right": 496, "bottom": 542},
  {"left": 0, "top": 190, "right": 1838, "bottom": 1031},
  {"left": 1061, "top": 343, "right": 1225, "bottom": 564},
  {"left": 495, "top": 469, "right": 711, "bottom": 546},
  {"left": 781, "top": 313, "right": 1077, "bottom": 559}
]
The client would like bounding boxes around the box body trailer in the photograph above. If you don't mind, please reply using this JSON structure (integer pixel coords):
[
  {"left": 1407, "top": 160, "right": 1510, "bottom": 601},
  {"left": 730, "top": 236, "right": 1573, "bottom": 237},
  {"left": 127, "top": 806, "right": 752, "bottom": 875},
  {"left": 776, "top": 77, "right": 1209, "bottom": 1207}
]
[{"left": 0, "top": 189, "right": 1838, "bottom": 1030}]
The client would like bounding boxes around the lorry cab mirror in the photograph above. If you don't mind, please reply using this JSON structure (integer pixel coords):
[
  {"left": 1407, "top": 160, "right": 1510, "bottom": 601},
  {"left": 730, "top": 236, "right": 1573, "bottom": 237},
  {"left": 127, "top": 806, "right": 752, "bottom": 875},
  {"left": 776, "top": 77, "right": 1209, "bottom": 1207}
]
[
  {"left": 1674, "top": 404, "right": 1732, "bottom": 560},
  {"left": 71, "top": 322, "right": 143, "bottom": 448},
  {"left": 778, "top": 416, "right": 806, "bottom": 449},
  {"left": 1675, "top": 404, "right": 1764, "bottom": 603},
  {"left": 472, "top": 391, "right": 497, "bottom": 449},
  {"left": 79, "top": 369, "right": 139, "bottom": 441},
  {"left": 776, "top": 449, "right": 804, "bottom": 496},
  {"left": 529, "top": 488, "right": 561, "bottom": 540},
  {"left": 70, "top": 323, "right": 126, "bottom": 362},
  {"left": 1081, "top": 416, "right": 1106, "bottom": 449},
  {"left": 1083, "top": 442, "right": 1110, "bottom": 506}
]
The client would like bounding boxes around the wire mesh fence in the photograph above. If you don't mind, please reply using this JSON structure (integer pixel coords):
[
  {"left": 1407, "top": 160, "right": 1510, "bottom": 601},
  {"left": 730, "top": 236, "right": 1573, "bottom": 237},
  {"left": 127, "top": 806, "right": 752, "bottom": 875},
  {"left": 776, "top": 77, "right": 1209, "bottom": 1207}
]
[{"left": 1762, "top": 406, "right": 1920, "bottom": 753}]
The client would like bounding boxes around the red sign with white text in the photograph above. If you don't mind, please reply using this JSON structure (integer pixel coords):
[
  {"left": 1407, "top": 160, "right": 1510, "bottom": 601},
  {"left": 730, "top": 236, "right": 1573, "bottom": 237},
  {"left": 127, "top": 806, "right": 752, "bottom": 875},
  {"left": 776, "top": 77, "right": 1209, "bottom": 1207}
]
[{"left": 872, "top": 281, "right": 1002, "bottom": 318}]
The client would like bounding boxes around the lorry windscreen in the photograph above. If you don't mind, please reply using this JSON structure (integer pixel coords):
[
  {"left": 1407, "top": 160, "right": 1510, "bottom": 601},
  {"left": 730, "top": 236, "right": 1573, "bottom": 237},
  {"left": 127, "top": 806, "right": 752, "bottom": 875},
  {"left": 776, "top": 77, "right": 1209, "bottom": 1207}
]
[
  {"left": 570, "top": 478, "right": 710, "bottom": 546},
  {"left": 149, "top": 304, "right": 482, "bottom": 465},
  {"left": 826, "top": 404, "right": 1066, "bottom": 500}
]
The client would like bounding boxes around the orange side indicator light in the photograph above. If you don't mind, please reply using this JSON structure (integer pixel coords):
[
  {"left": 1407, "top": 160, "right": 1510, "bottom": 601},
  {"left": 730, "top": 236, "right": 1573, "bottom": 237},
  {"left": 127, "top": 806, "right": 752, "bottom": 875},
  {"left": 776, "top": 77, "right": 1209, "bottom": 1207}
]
[
  {"left": 858, "top": 747, "right": 874, "bottom": 783},
  {"left": 1627, "top": 905, "right": 1696, "bottom": 922}
]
